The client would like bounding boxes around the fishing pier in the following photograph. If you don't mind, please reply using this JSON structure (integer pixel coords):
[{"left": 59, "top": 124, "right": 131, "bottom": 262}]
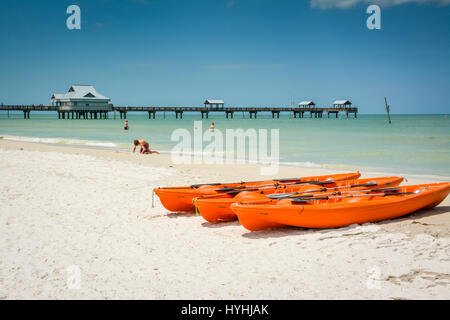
[
  {"left": 0, "top": 86, "right": 358, "bottom": 119},
  {"left": 0, "top": 104, "right": 358, "bottom": 120}
]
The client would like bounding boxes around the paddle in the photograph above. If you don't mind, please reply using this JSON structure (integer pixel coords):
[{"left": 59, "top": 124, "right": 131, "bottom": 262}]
[
  {"left": 191, "top": 178, "right": 280, "bottom": 188},
  {"left": 290, "top": 191, "right": 417, "bottom": 203},
  {"left": 273, "top": 178, "right": 312, "bottom": 183},
  {"left": 227, "top": 188, "right": 261, "bottom": 195},
  {"left": 285, "top": 187, "right": 402, "bottom": 200},
  {"left": 191, "top": 177, "right": 306, "bottom": 188},
  {"left": 226, "top": 179, "right": 348, "bottom": 195},
  {"left": 266, "top": 182, "right": 379, "bottom": 199},
  {"left": 190, "top": 183, "right": 223, "bottom": 188},
  {"left": 192, "top": 176, "right": 339, "bottom": 190},
  {"left": 367, "top": 187, "right": 403, "bottom": 192},
  {"left": 216, "top": 180, "right": 337, "bottom": 192}
]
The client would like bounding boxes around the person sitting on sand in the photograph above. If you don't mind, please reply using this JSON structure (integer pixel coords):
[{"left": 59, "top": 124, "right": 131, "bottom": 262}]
[
  {"left": 133, "top": 139, "right": 160, "bottom": 154},
  {"left": 124, "top": 120, "right": 129, "bottom": 130}
]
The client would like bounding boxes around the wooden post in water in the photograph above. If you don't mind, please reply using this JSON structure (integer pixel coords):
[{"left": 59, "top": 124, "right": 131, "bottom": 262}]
[{"left": 384, "top": 97, "right": 392, "bottom": 124}]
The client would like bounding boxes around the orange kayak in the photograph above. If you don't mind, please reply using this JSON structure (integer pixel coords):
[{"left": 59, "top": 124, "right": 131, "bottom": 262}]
[
  {"left": 231, "top": 182, "right": 450, "bottom": 231},
  {"left": 196, "top": 176, "right": 404, "bottom": 222},
  {"left": 154, "top": 172, "right": 361, "bottom": 212}
]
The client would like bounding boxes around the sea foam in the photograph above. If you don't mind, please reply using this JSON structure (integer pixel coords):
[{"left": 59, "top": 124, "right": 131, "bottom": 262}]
[{"left": 2, "top": 135, "right": 118, "bottom": 148}]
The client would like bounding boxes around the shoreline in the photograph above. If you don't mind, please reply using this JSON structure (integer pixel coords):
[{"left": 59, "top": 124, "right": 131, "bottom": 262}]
[
  {"left": 1, "top": 136, "right": 449, "bottom": 182},
  {"left": 1, "top": 138, "right": 449, "bottom": 299}
]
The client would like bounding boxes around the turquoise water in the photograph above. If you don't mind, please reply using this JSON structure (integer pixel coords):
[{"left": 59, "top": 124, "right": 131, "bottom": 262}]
[{"left": 1, "top": 112, "right": 449, "bottom": 177}]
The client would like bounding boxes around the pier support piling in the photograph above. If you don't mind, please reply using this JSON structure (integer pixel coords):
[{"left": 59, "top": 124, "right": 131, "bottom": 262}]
[
  {"left": 225, "top": 111, "right": 234, "bottom": 119},
  {"left": 249, "top": 111, "right": 257, "bottom": 119}
]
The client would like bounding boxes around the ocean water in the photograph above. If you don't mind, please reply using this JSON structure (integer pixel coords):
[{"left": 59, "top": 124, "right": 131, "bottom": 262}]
[{"left": 0, "top": 112, "right": 449, "bottom": 177}]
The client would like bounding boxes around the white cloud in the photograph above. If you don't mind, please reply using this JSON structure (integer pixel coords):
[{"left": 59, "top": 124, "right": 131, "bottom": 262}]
[{"left": 311, "top": 0, "right": 450, "bottom": 9}]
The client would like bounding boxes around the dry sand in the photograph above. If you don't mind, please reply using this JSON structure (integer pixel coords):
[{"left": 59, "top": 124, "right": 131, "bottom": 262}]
[{"left": 0, "top": 139, "right": 449, "bottom": 299}]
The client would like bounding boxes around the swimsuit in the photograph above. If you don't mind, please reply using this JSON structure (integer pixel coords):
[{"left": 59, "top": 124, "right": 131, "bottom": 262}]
[{"left": 140, "top": 142, "right": 150, "bottom": 153}]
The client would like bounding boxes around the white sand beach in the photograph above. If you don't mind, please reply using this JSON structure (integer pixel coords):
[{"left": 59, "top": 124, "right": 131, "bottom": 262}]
[{"left": 0, "top": 139, "right": 449, "bottom": 300}]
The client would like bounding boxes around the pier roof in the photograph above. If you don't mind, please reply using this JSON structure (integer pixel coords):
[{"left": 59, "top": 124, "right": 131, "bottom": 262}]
[
  {"left": 298, "top": 101, "right": 316, "bottom": 106},
  {"left": 51, "top": 85, "right": 110, "bottom": 101},
  {"left": 204, "top": 99, "right": 224, "bottom": 104},
  {"left": 333, "top": 100, "right": 352, "bottom": 105}
]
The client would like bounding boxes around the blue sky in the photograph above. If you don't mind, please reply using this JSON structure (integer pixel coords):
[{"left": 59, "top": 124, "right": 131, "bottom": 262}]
[{"left": 0, "top": 0, "right": 449, "bottom": 113}]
